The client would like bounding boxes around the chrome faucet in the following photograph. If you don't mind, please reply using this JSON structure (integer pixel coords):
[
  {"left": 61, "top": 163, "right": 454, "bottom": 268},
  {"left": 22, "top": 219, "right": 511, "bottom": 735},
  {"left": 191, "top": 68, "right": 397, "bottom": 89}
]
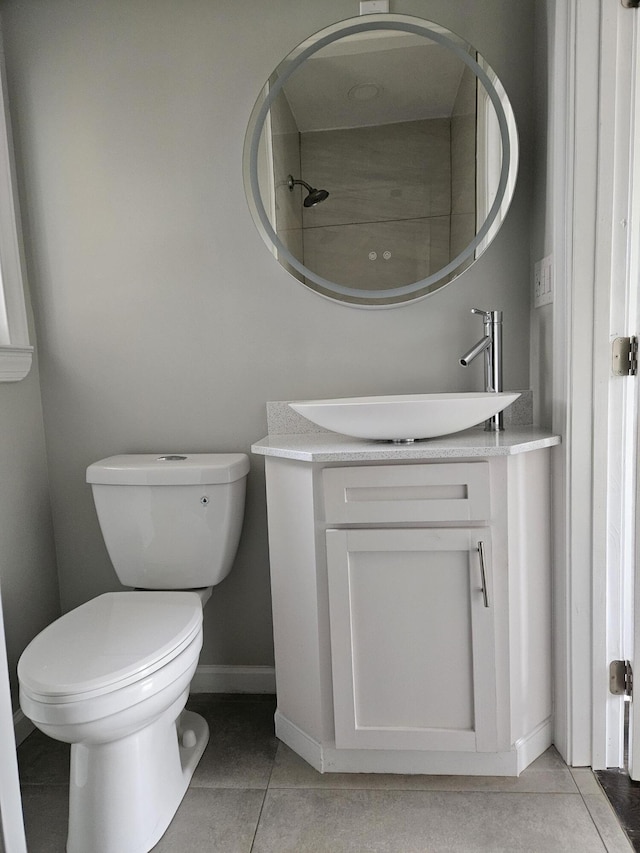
[{"left": 460, "top": 308, "right": 504, "bottom": 431}]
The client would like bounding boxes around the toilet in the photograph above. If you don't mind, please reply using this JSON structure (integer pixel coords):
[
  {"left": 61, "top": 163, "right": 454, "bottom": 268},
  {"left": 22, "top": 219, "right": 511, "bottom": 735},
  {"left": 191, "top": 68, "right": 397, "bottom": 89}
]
[{"left": 17, "top": 452, "right": 250, "bottom": 853}]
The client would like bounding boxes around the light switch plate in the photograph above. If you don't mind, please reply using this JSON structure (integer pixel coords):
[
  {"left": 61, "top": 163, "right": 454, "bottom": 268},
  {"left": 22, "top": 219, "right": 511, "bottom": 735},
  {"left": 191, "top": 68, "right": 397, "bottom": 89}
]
[{"left": 534, "top": 255, "right": 553, "bottom": 307}]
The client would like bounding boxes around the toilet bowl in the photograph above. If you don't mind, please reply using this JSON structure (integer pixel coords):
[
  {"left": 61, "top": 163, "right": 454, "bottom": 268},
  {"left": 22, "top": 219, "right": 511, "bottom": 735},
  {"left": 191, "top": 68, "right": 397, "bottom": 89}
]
[
  {"left": 18, "top": 453, "right": 250, "bottom": 853},
  {"left": 19, "top": 592, "right": 206, "bottom": 853}
]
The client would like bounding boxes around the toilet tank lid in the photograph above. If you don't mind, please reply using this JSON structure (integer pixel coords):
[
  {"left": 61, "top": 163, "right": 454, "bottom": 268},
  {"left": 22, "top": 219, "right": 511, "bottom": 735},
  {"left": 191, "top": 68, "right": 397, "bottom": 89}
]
[{"left": 87, "top": 453, "right": 250, "bottom": 485}]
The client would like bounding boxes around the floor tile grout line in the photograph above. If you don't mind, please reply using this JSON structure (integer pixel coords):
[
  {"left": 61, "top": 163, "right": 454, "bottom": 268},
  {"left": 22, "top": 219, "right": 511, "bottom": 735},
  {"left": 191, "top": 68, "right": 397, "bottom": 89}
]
[
  {"left": 248, "top": 787, "right": 269, "bottom": 853},
  {"left": 580, "top": 793, "right": 619, "bottom": 851},
  {"left": 264, "top": 784, "right": 584, "bottom": 795},
  {"left": 249, "top": 748, "right": 278, "bottom": 852}
]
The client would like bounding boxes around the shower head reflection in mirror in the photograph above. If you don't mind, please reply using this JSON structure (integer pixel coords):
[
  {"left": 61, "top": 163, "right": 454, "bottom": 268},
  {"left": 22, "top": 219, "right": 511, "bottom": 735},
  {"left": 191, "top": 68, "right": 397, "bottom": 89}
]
[
  {"left": 287, "top": 175, "right": 330, "bottom": 207},
  {"left": 243, "top": 13, "right": 518, "bottom": 307}
]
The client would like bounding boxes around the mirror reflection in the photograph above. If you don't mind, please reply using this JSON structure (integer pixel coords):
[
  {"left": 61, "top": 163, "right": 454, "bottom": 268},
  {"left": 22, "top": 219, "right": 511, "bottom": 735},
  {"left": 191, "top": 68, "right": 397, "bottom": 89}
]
[{"left": 245, "top": 16, "right": 518, "bottom": 306}]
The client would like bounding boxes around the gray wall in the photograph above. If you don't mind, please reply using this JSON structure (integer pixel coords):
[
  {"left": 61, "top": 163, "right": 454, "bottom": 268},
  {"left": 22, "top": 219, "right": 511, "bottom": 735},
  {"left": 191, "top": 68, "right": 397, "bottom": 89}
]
[
  {"left": 0, "top": 312, "right": 59, "bottom": 706},
  {"left": 1, "top": 0, "right": 535, "bottom": 670}
]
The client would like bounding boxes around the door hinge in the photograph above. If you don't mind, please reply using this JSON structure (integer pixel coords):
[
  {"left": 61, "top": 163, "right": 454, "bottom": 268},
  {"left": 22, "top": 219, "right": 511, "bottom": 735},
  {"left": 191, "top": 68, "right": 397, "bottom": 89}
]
[
  {"left": 610, "top": 659, "right": 633, "bottom": 697},
  {"left": 622, "top": 0, "right": 640, "bottom": 9},
  {"left": 612, "top": 336, "right": 638, "bottom": 376}
]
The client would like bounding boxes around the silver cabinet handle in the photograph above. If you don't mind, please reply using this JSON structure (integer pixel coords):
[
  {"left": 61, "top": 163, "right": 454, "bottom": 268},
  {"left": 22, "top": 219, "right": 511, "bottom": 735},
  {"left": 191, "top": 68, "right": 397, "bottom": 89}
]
[{"left": 477, "top": 541, "right": 489, "bottom": 608}]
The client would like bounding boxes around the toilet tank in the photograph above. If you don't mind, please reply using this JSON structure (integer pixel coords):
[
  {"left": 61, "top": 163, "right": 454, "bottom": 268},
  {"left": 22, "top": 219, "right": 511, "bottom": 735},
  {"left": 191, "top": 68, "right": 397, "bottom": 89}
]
[{"left": 86, "top": 454, "right": 250, "bottom": 589}]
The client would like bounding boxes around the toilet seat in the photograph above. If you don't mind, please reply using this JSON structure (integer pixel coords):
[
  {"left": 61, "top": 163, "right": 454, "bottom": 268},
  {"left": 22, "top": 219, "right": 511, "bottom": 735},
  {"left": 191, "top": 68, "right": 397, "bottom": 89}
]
[{"left": 18, "top": 591, "right": 202, "bottom": 704}]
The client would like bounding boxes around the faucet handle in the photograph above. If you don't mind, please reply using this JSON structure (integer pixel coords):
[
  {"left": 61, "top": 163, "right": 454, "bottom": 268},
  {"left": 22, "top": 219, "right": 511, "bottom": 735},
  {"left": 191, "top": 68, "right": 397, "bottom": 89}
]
[{"left": 471, "top": 308, "right": 502, "bottom": 322}]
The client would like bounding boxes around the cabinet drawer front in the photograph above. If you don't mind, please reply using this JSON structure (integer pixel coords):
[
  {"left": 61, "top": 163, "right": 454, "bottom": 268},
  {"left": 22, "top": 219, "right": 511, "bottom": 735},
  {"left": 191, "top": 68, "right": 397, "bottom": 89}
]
[{"left": 323, "top": 462, "right": 490, "bottom": 523}]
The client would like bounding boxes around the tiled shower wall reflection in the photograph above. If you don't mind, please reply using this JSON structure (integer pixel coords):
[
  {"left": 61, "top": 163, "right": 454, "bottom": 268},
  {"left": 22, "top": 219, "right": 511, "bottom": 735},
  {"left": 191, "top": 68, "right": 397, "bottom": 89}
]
[
  {"left": 299, "top": 76, "right": 476, "bottom": 289},
  {"left": 301, "top": 118, "right": 452, "bottom": 290},
  {"left": 269, "top": 70, "right": 477, "bottom": 291}
]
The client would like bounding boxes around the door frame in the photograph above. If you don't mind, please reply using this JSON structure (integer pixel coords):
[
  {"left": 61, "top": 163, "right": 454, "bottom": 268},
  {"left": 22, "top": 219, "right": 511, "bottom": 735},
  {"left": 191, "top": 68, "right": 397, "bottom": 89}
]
[
  {"left": 591, "top": 0, "right": 639, "bottom": 771},
  {"left": 556, "top": 0, "right": 640, "bottom": 770},
  {"left": 627, "top": 2, "right": 640, "bottom": 779},
  {"left": 550, "top": 0, "right": 599, "bottom": 768}
]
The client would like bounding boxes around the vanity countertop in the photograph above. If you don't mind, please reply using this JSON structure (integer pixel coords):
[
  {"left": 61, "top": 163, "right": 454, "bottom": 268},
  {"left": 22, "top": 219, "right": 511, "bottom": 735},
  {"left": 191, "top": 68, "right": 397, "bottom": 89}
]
[{"left": 251, "top": 426, "right": 561, "bottom": 463}]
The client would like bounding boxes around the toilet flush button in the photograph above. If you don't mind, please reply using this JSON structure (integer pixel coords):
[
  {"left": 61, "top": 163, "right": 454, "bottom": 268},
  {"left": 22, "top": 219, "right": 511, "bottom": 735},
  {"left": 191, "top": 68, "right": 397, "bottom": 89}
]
[{"left": 182, "top": 729, "right": 197, "bottom": 749}]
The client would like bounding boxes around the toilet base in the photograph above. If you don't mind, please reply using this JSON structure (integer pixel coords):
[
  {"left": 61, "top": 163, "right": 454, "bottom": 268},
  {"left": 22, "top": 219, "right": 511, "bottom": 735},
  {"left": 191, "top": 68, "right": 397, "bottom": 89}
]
[{"left": 67, "top": 697, "right": 209, "bottom": 853}]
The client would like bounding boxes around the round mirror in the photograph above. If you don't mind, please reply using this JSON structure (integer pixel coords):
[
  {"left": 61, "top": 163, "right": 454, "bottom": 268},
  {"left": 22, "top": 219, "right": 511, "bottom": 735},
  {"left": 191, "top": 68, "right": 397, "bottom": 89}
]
[{"left": 243, "top": 14, "right": 518, "bottom": 307}]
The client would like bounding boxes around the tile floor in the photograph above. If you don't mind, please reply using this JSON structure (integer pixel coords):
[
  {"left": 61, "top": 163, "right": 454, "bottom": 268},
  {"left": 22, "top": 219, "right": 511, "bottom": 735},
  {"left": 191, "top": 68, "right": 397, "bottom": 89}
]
[{"left": 12, "top": 694, "right": 634, "bottom": 852}]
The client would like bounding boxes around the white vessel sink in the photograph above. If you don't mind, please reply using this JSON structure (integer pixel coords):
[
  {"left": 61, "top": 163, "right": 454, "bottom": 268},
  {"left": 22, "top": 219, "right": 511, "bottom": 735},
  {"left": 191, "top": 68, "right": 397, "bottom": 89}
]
[{"left": 289, "top": 392, "right": 521, "bottom": 441}]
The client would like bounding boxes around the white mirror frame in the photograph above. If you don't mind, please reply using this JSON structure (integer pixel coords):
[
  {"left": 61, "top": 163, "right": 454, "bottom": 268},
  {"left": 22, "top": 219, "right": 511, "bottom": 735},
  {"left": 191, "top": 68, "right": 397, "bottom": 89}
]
[
  {"left": 0, "top": 18, "right": 32, "bottom": 380},
  {"left": 244, "top": 13, "right": 518, "bottom": 308}
]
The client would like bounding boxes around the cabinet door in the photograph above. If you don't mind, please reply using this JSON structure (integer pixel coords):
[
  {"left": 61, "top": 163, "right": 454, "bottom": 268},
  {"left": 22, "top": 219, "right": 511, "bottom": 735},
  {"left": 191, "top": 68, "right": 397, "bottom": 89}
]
[{"left": 326, "top": 528, "right": 498, "bottom": 752}]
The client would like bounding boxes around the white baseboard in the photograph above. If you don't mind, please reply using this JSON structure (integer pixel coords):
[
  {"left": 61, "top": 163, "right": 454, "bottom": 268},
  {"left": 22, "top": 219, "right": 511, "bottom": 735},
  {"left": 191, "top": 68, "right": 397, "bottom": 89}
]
[
  {"left": 274, "top": 711, "right": 553, "bottom": 777},
  {"left": 190, "top": 664, "right": 276, "bottom": 694},
  {"left": 275, "top": 710, "right": 325, "bottom": 772},
  {"left": 13, "top": 708, "right": 34, "bottom": 746},
  {"left": 515, "top": 717, "right": 553, "bottom": 774}
]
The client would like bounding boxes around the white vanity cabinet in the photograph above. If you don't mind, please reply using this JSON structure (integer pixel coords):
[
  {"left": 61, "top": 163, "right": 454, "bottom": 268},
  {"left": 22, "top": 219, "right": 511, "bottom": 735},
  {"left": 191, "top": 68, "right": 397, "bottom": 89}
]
[
  {"left": 253, "top": 429, "right": 559, "bottom": 776},
  {"left": 324, "top": 462, "right": 498, "bottom": 755}
]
